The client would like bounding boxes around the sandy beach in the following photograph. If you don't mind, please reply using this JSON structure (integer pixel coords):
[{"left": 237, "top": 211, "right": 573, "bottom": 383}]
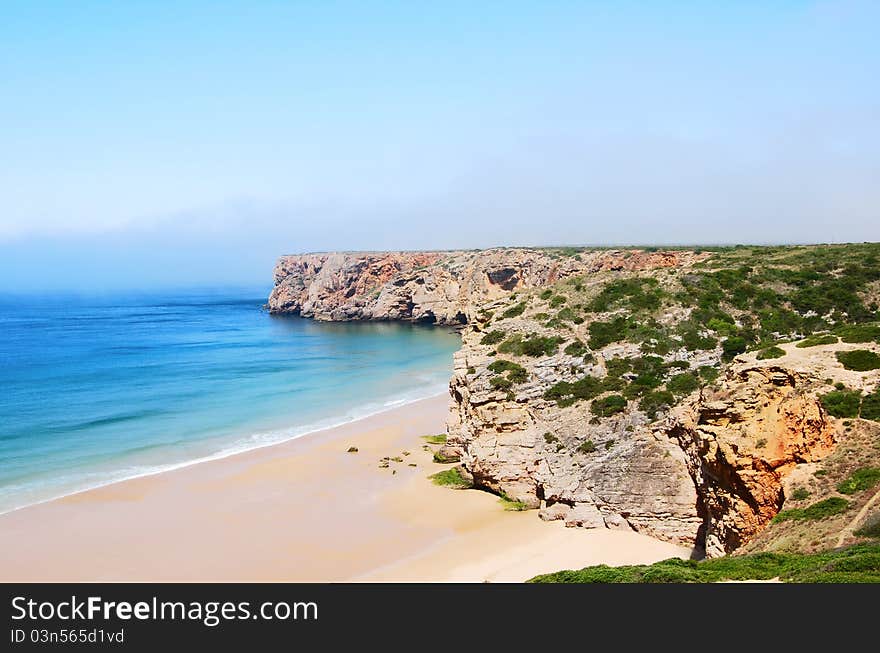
[{"left": 0, "top": 394, "right": 690, "bottom": 582}]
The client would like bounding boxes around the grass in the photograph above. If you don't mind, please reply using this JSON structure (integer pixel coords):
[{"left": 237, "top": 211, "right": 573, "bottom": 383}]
[
  {"left": 796, "top": 334, "right": 839, "bottom": 348},
  {"left": 527, "top": 543, "right": 880, "bottom": 583},
  {"left": 837, "top": 349, "right": 880, "bottom": 371},
  {"left": 429, "top": 467, "right": 472, "bottom": 489},
  {"left": 422, "top": 434, "right": 447, "bottom": 445},
  {"left": 773, "top": 497, "right": 850, "bottom": 522},
  {"left": 836, "top": 467, "right": 880, "bottom": 495}
]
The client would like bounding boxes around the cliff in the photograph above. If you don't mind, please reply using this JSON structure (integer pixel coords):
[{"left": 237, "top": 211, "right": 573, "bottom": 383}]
[
  {"left": 269, "top": 244, "right": 880, "bottom": 557},
  {"left": 267, "top": 248, "right": 700, "bottom": 324}
]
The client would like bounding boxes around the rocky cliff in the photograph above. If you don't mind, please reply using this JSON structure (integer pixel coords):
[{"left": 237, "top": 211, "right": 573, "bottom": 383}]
[
  {"left": 268, "top": 248, "right": 701, "bottom": 324},
  {"left": 269, "top": 244, "right": 880, "bottom": 556}
]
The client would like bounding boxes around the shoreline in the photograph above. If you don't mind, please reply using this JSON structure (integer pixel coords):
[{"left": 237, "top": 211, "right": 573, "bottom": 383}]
[
  {"left": 0, "top": 384, "right": 450, "bottom": 518},
  {"left": 0, "top": 394, "right": 691, "bottom": 582}
]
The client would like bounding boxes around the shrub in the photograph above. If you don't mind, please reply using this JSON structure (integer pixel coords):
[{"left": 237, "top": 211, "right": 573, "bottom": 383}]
[
  {"left": 501, "top": 302, "right": 527, "bottom": 319},
  {"left": 588, "top": 317, "right": 629, "bottom": 349},
  {"left": 549, "top": 295, "right": 567, "bottom": 308},
  {"left": 819, "top": 390, "right": 862, "bottom": 418},
  {"left": 564, "top": 340, "right": 589, "bottom": 357},
  {"left": 539, "top": 289, "right": 554, "bottom": 300},
  {"left": 498, "top": 334, "right": 562, "bottom": 357},
  {"left": 773, "top": 497, "right": 850, "bottom": 522},
  {"left": 837, "top": 468, "right": 880, "bottom": 495},
  {"left": 796, "top": 334, "right": 839, "bottom": 348},
  {"left": 791, "top": 487, "right": 811, "bottom": 501},
  {"left": 638, "top": 390, "right": 675, "bottom": 420},
  {"left": 480, "top": 330, "right": 506, "bottom": 345},
  {"left": 577, "top": 440, "right": 597, "bottom": 454},
  {"left": 489, "top": 376, "right": 513, "bottom": 391},
  {"left": 591, "top": 394, "right": 627, "bottom": 417},
  {"left": 861, "top": 391, "right": 880, "bottom": 421},
  {"left": 721, "top": 336, "right": 748, "bottom": 360},
  {"left": 667, "top": 372, "right": 699, "bottom": 396},
  {"left": 543, "top": 432, "right": 558, "bottom": 444},
  {"left": 837, "top": 350, "right": 880, "bottom": 371},
  {"left": 757, "top": 346, "right": 786, "bottom": 360},
  {"left": 835, "top": 324, "right": 880, "bottom": 344},
  {"left": 697, "top": 366, "right": 719, "bottom": 383}
]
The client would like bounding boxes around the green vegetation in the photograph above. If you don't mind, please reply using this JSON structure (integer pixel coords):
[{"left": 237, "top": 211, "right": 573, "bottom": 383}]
[
  {"left": 422, "top": 434, "right": 447, "bottom": 445},
  {"left": 698, "top": 366, "right": 719, "bottom": 383},
  {"left": 489, "top": 376, "right": 513, "bottom": 391},
  {"left": 835, "top": 324, "right": 880, "bottom": 344},
  {"left": 589, "top": 278, "right": 664, "bottom": 313},
  {"left": 666, "top": 372, "right": 699, "bottom": 396},
  {"left": 862, "top": 391, "right": 880, "bottom": 420},
  {"left": 527, "top": 543, "right": 880, "bottom": 583},
  {"left": 757, "top": 345, "right": 786, "bottom": 360},
  {"left": 819, "top": 390, "right": 863, "bottom": 418},
  {"left": 721, "top": 336, "right": 747, "bottom": 361},
  {"left": 549, "top": 295, "right": 567, "bottom": 308},
  {"left": 836, "top": 467, "right": 880, "bottom": 495},
  {"left": 564, "top": 340, "right": 589, "bottom": 357},
  {"left": 543, "top": 432, "right": 558, "bottom": 444},
  {"left": 479, "top": 330, "right": 506, "bottom": 345},
  {"left": 500, "top": 302, "right": 527, "bottom": 319},
  {"left": 588, "top": 316, "right": 629, "bottom": 349},
  {"left": 638, "top": 390, "right": 675, "bottom": 420},
  {"left": 791, "top": 487, "right": 811, "bottom": 501},
  {"left": 590, "top": 394, "right": 627, "bottom": 417},
  {"left": 796, "top": 334, "right": 839, "bottom": 348},
  {"left": 544, "top": 375, "right": 622, "bottom": 408},
  {"left": 837, "top": 349, "right": 880, "bottom": 371},
  {"left": 577, "top": 440, "right": 597, "bottom": 454},
  {"left": 488, "top": 359, "right": 528, "bottom": 384},
  {"left": 498, "top": 493, "right": 530, "bottom": 511},
  {"left": 773, "top": 497, "right": 850, "bottom": 522},
  {"left": 429, "top": 467, "right": 472, "bottom": 488},
  {"left": 539, "top": 289, "right": 554, "bottom": 300},
  {"left": 497, "top": 334, "right": 563, "bottom": 357}
]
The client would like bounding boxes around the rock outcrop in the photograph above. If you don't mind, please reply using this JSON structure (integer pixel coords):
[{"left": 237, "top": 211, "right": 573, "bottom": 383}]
[
  {"left": 268, "top": 249, "right": 704, "bottom": 324},
  {"left": 666, "top": 365, "right": 836, "bottom": 556},
  {"left": 447, "top": 329, "right": 704, "bottom": 546}
]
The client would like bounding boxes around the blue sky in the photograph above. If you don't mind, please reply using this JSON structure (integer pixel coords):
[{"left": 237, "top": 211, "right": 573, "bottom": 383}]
[{"left": 1, "top": 1, "right": 878, "bottom": 290}]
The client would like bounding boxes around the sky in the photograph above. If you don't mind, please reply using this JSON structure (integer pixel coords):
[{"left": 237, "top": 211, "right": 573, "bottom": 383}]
[{"left": 1, "top": 1, "right": 878, "bottom": 291}]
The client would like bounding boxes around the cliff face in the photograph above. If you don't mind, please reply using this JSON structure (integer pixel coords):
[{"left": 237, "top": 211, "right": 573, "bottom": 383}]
[
  {"left": 269, "top": 244, "right": 880, "bottom": 556},
  {"left": 666, "top": 366, "right": 836, "bottom": 556},
  {"left": 268, "top": 249, "right": 699, "bottom": 324}
]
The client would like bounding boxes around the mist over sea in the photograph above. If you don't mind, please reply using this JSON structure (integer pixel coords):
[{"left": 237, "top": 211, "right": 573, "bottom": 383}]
[{"left": 0, "top": 289, "right": 460, "bottom": 514}]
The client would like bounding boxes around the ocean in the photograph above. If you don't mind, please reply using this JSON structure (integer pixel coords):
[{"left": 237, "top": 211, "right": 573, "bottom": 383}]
[{"left": 0, "top": 288, "right": 460, "bottom": 514}]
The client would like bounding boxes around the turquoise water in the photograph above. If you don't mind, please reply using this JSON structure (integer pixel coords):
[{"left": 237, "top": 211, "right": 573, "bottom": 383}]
[{"left": 0, "top": 289, "right": 460, "bottom": 514}]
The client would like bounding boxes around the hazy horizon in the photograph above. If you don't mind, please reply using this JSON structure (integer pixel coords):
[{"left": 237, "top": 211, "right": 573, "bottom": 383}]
[{"left": 2, "top": 1, "right": 878, "bottom": 291}]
